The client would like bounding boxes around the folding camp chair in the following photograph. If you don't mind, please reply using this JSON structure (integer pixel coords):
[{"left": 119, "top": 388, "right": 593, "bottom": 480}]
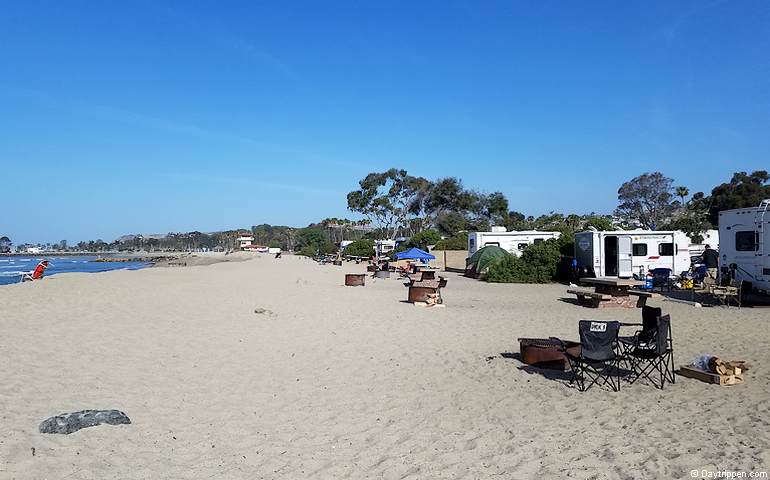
[
  {"left": 619, "top": 310, "right": 675, "bottom": 389},
  {"left": 564, "top": 320, "right": 622, "bottom": 392},
  {"left": 651, "top": 268, "right": 673, "bottom": 292}
]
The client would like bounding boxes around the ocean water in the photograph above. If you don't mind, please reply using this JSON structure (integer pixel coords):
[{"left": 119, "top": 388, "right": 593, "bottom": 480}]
[{"left": 0, "top": 255, "right": 149, "bottom": 286}]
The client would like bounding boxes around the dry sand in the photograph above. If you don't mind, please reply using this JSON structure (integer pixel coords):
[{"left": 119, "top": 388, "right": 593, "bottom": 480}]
[{"left": 1, "top": 255, "right": 768, "bottom": 479}]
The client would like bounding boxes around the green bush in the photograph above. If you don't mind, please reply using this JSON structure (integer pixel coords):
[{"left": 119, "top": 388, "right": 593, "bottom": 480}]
[
  {"left": 297, "top": 242, "right": 336, "bottom": 257},
  {"left": 485, "top": 238, "right": 562, "bottom": 283},
  {"left": 298, "top": 246, "right": 317, "bottom": 257},
  {"left": 433, "top": 233, "right": 467, "bottom": 250},
  {"left": 343, "top": 239, "right": 375, "bottom": 257},
  {"left": 405, "top": 229, "right": 441, "bottom": 250}
]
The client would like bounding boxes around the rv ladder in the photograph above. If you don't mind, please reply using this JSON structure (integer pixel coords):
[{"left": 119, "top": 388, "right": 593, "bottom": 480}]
[
  {"left": 758, "top": 199, "right": 769, "bottom": 256},
  {"left": 757, "top": 199, "right": 770, "bottom": 255}
]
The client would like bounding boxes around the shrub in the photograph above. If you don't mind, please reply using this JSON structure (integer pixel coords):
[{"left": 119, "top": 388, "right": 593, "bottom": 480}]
[
  {"left": 297, "top": 242, "right": 336, "bottom": 257},
  {"left": 298, "top": 246, "right": 317, "bottom": 257},
  {"left": 485, "top": 238, "right": 562, "bottom": 283},
  {"left": 343, "top": 239, "right": 375, "bottom": 257},
  {"left": 433, "top": 233, "right": 467, "bottom": 251}
]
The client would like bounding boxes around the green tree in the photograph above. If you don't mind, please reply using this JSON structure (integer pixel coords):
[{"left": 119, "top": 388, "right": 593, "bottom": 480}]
[
  {"left": 615, "top": 172, "right": 676, "bottom": 230},
  {"left": 342, "top": 239, "right": 375, "bottom": 257},
  {"left": 706, "top": 170, "right": 770, "bottom": 224},
  {"left": 0, "top": 236, "right": 11, "bottom": 253},
  {"left": 675, "top": 186, "right": 689, "bottom": 205},
  {"left": 433, "top": 233, "right": 467, "bottom": 251},
  {"left": 403, "top": 229, "right": 441, "bottom": 250},
  {"left": 347, "top": 169, "right": 432, "bottom": 238}
]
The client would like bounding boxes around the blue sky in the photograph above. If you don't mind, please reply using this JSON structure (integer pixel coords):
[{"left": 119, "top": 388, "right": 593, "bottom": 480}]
[{"left": 2, "top": 1, "right": 769, "bottom": 243}]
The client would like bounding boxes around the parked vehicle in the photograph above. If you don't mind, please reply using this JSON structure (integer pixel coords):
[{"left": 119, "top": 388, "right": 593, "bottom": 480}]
[
  {"left": 574, "top": 229, "right": 693, "bottom": 279},
  {"left": 687, "top": 229, "right": 720, "bottom": 261},
  {"left": 718, "top": 199, "right": 770, "bottom": 293},
  {"left": 375, "top": 239, "right": 396, "bottom": 257},
  {"left": 468, "top": 227, "right": 561, "bottom": 257}
]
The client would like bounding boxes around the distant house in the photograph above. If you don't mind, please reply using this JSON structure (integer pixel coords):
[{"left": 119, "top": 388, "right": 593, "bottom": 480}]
[{"left": 237, "top": 233, "right": 255, "bottom": 249}]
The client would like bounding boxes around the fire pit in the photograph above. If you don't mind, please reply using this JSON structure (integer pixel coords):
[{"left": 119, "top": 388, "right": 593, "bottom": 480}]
[
  {"left": 518, "top": 338, "right": 580, "bottom": 370},
  {"left": 345, "top": 274, "right": 366, "bottom": 286},
  {"left": 404, "top": 274, "right": 448, "bottom": 304}
]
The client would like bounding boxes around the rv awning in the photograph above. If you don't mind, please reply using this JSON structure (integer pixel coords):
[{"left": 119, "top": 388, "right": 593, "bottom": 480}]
[{"left": 395, "top": 248, "right": 435, "bottom": 261}]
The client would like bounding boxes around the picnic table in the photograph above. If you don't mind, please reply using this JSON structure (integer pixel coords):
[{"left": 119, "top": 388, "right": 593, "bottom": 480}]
[{"left": 568, "top": 277, "right": 654, "bottom": 308}]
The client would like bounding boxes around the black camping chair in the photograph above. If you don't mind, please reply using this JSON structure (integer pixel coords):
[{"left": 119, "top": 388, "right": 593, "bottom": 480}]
[
  {"left": 619, "top": 308, "right": 675, "bottom": 389},
  {"left": 565, "top": 320, "right": 622, "bottom": 392},
  {"left": 651, "top": 268, "right": 673, "bottom": 291},
  {"left": 619, "top": 306, "right": 661, "bottom": 351}
]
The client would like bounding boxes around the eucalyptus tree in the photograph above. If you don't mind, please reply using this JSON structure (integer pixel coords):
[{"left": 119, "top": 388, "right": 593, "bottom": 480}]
[
  {"left": 615, "top": 172, "right": 676, "bottom": 230},
  {"left": 347, "top": 168, "right": 432, "bottom": 239}
]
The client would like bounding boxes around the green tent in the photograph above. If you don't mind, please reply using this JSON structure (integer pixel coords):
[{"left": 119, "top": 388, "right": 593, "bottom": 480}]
[{"left": 465, "top": 245, "right": 511, "bottom": 277}]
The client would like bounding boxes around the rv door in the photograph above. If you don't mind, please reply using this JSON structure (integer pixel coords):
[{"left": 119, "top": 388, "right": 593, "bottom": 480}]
[{"left": 617, "top": 236, "right": 633, "bottom": 278}]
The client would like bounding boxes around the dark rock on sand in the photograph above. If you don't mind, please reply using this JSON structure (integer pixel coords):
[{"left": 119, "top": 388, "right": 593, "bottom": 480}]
[{"left": 39, "top": 409, "right": 131, "bottom": 434}]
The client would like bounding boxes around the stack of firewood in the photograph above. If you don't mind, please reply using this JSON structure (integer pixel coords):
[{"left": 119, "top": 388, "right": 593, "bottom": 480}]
[
  {"left": 679, "top": 357, "right": 750, "bottom": 386},
  {"left": 709, "top": 358, "right": 748, "bottom": 383}
]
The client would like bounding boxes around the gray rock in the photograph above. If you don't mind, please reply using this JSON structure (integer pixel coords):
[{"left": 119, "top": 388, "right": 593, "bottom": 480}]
[{"left": 39, "top": 409, "right": 131, "bottom": 434}]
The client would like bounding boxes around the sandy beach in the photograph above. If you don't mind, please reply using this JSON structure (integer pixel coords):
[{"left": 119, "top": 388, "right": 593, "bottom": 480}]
[{"left": 1, "top": 254, "right": 768, "bottom": 479}]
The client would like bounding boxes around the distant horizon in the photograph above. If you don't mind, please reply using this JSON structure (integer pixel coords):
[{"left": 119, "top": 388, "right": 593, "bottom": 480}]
[{"left": 3, "top": 1, "right": 768, "bottom": 244}]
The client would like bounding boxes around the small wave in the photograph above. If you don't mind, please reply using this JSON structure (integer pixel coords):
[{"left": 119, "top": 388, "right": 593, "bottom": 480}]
[{"left": 0, "top": 271, "right": 23, "bottom": 277}]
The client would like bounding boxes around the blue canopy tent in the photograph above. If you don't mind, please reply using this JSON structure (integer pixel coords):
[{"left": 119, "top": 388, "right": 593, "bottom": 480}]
[{"left": 395, "top": 248, "right": 435, "bottom": 261}]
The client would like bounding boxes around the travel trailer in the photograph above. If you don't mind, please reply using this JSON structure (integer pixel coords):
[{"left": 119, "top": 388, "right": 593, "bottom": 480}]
[
  {"left": 467, "top": 227, "right": 561, "bottom": 257},
  {"left": 375, "top": 239, "right": 397, "bottom": 257},
  {"left": 574, "top": 230, "right": 694, "bottom": 278},
  {"left": 718, "top": 200, "right": 770, "bottom": 293},
  {"left": 687, "top": 229, "right": 720, "bottom": 261}
]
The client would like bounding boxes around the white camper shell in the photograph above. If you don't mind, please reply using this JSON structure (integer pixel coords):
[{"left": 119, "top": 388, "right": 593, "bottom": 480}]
[
  {"left": 468, "top": 228, "right": 561, "bottom": 257},
  {"left": 574, "top": 230, "right": 693, "bottom": 278},
  {"left": 718, "top": 200, "right": 770, "bottom": 293}
]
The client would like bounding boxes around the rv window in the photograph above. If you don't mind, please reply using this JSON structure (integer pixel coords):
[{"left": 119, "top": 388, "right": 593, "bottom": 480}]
[
  {"left": 658, "top": 243, "right": 674, "bottom": 256},
  {"left": 517, "top": 243, "right": 528, "bottom": 251},
  {"left": 533, "top": 238, "right": 544, "bottom": 244},
  {"left": 484, "top": 242, "right": 500, "bottom": 247},
  {"left": 632, "top": 244, "right": 647, "bottom": 256},
  {"left": 735, "top": 231, "right": 757, "bottom": 251}
]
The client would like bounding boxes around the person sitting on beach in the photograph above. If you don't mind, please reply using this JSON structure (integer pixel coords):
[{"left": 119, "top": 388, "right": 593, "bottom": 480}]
[{"left": 21, "top": 260, "right": 49, "bottom": 282}]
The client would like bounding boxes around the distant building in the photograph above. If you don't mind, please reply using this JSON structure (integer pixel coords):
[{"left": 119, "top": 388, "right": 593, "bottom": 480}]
[{"left": 237, "top": 233, "right": 255, "bottom": 249}]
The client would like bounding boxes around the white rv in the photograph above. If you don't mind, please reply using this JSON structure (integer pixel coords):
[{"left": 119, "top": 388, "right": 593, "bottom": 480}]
[
  {"left": 687, "top": 229, "right": 720, "bottom": 260},
  {"left": 467, "top": 227, "right": 561, "bottom": 257},
  {"left": 718, "top": 200, "right": 770, "bottom": 293},
  {"left": 375, "top": 239, "right": 396, "bottom": 257},
  {"left": 574, "top": 230, "right": 693, "bottom": 278}
]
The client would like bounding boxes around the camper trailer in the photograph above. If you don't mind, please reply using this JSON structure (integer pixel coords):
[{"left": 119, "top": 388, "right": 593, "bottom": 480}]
[
  {"left": 375, "top": 239, "right": 396, "bottom": 257},
  {"left": 687, "top": 229, "right": 720, "bottom": 261},
  {"left": 574, "top": 230, "right": 693, "bottom": 278},
  {"left": 467, "top": 227, "right": 561, "bottom": 257},
  {"left": 718, "top": 200, "right": 770, "bottom": 293}
]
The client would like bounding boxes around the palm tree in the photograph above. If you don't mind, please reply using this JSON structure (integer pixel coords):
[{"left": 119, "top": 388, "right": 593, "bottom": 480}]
[{"left": 675, "top": 186, "right": 689, "bottom": 206}]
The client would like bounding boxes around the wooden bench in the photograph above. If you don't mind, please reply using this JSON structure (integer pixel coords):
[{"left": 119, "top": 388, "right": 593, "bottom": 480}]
[
  {"left": 567, "top": 288, "right": 612, "bottom": 308},
  {"left": 628, "top": 290, "right": 654, "bottom": 307}
]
